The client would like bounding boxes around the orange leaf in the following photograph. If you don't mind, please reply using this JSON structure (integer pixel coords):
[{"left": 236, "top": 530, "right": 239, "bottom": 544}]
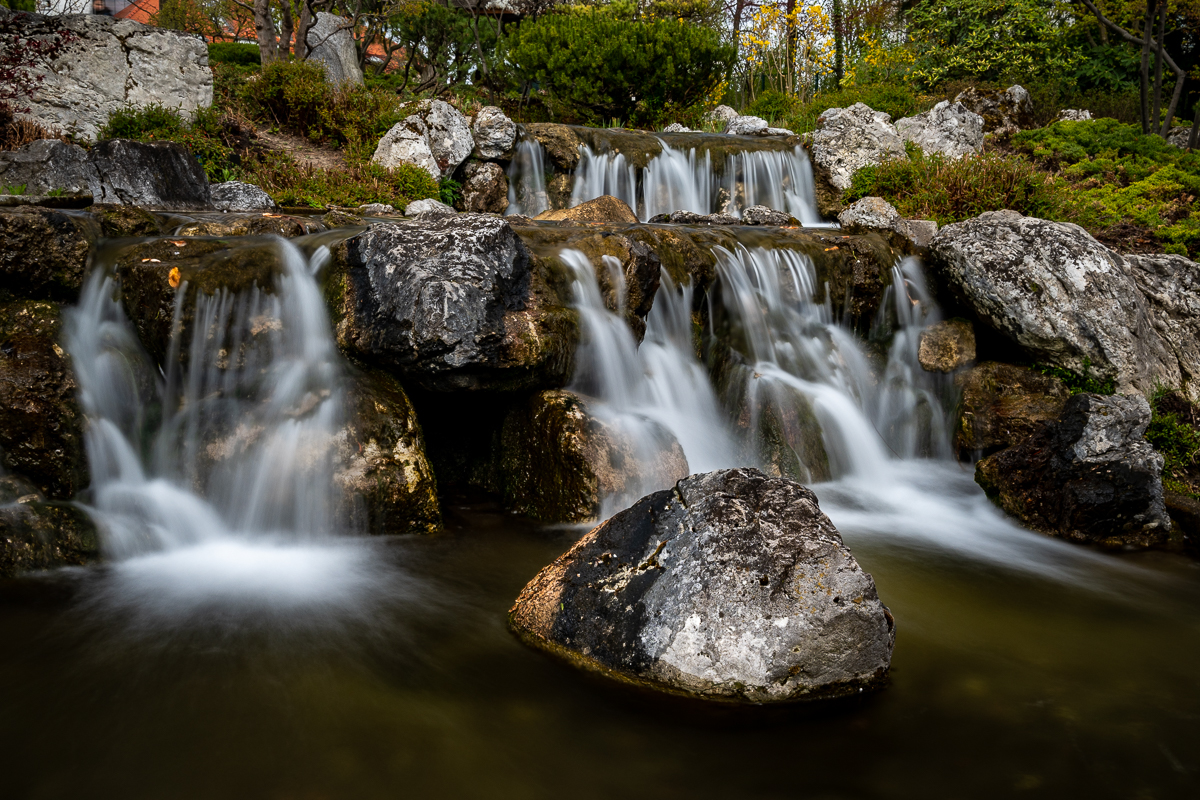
[{"left": 168, "top": 267, "right": 181, "bottom": 288}]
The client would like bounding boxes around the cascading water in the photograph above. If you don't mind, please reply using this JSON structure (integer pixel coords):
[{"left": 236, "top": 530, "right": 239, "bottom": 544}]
[
  {"left": 506, "top": 138, "right": 551, "bottom": 217},
  {"left": 64, "top": 237, "right": 385, "bottom": 613}
]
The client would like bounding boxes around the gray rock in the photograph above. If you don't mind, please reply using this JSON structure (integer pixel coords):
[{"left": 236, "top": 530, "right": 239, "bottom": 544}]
[
  {"left": 662, "top": 123, "right": 691, "bottom": 133},
  {"left": 2, "top": 9, "right": 212, "bottom": 142},
  {"left": 461, "top": 161, "right": 508, "bottom": 214},
  {"left": 895, "top": 100, "right": 984, "bottom": 159},
  {"left": 838, "top": 196, "right": 901, "bottom": 230},
  {"left": 930, "top": 210, "right": 1177, "bottom": 395},
  {"left": 0, "top": 138, "right": 211, "bottom": 209},
  {"left": 705, "top": 105, "right": 740, "bottom": 125},
  {"left": 811, "top": 103, "right": 907, "bottom": 191},
  {"left": 404, "top": 197, "right": 456, "bottom": 218},
  {"left": 724, "top": 115, "right": 768, "bottom": 135},
  {"left": 976, "top": 393, "right": 1169, "bottom": 548},
  {"left": 327, "top": 214, "right": 576, "bottom": 391},
  {"left": 472, "top": 106, "right": 517, "bottom": 159},
  {"left": 372, "top": 117, "right": 441, "bottom": 181},
  {"left": 508, "top": 467, "right": 895, "bottom": 703},
  {"left": 954, "top": 85, "right": 1033, "bottom": 136},
  {"left": 1126, "top": 253, "right": 1200, "bottom": 401},
  {"left": 210, "top": 181, "right": 276, "bottom": 212},
  {"left": 1167, "top": 125, "right": 1193, "bottom": 148},
  {"left": 358, "top": 202, "right": 395, "bottom": 215},
  {"left": 305, "top": 12, "right": 363, "bottom": 87},
  {"left": 420, "top": 100, "right": 474, "bottom": 177},
  {"left": 741, "top": 205, "right": 795, "bottom": 226},
  {"left": 1055, "top": 109, "right": 1093, "bottom": 123},
  {"left": 898, "top": 219, "right": 938, "bottom": 248}
]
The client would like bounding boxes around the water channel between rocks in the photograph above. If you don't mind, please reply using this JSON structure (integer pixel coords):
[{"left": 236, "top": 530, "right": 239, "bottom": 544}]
[{"left": 1, "top": 129, "right": 1198, "bottom": 798}]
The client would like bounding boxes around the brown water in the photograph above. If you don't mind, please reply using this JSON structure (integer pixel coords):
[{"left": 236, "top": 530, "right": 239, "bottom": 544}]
[{"left": 1, "top": 496, "right": 1197, "bottom": 800}]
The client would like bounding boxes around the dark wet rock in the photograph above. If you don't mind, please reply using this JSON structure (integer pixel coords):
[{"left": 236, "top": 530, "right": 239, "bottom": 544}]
[
  {"left": 954, "top": 85, "right": 1033, "bottom": 136},
  {"left": 976, "top": 393, "right": 1169, "bottom": 548},
  {"left": 564, "top": 233, "right": 661, "bottom": 339},
  {"left": 335, "top": 368, "right": 440, "bottom": 535},
  {"left": 210, "top": 181, "right": 277, "bottom": 212},
  {"left": 0, "top": 300, "right": 87, "bottom": 500},
  {"left": 460, "top": 161, "right": 508, "bottom": 214},
  {"left": 522, "top": 123, "right": 584, "bottom": 170},
  {"left": 508, "top": 467, "right": 895, "bottom": 702},
  {"left": 88, "top": 203, "right": 163, "bottom": 237},
  {"left": 0, "top": 139, "right": 96, "bottom": 196},
  {"left": 918, "top": 318, "right": 975, "bottom": 372},
  {"left": 546, "top": 172, "right": 574, "bottom": 211},
  {"left": 955, "top": 362, "right": 1070, "bottom": 456},
  {"left": 741, "top": 205, "right": 796, "bottom": 226},
  {"left": 0, "top": 496, "right": 99, "bottom": 578},
  {"left": 327, "top": 215, "right": 577, "bottom": 392},
  {"left": 930, "top": 210, "right": 1177, "bottom": 396},
  {"left": 536, "top": 195, "right": 638, "bottom": 224},
  {"left": 89, "top": 140, "right": 212, "bottom": 210},
  {"left": 174, "top": 213, "right": 320, "bottom": 238},
  {"left": 114, "top": 237, "right": 286, "bottom": 367},
  {"left": 321, "top": 210, "right": 363, "bottom": 228},
  {"left": 647, "top": 210, "right": 741, "bottom": 226},
  {"left": 499, "top": 390, "right": 689, "bottom": 523},
  {"left": 0, "top": 206, "right": 95, "bottom": 301},
  {"left": 1164, "top": 492, "right": 1200, "bottom": 555}
]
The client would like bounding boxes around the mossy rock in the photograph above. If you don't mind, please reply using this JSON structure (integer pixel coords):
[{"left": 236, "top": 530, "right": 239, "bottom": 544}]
[
  {"left": 174, "top": 214, "right": 322, "bottom": 238},
  {"left": 0, "top": 491, "right": 99, "bottom": 578},
  {"left": 0, "top": 299, "right": 88, "bottom": 500},
  {"left": 0, "top": 206, "right": 97, "bottom": 302},
  {"left": 88, "top": 204, "right": 164, "bottom": 238},
  {"left": 956, "top": 362, "right": 1070, "bottom": 457}
]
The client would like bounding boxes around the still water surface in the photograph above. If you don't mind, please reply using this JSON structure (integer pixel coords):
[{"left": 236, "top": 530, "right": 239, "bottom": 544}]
[{"left": 1, "top": 471, "right": 1198, "bottom": 800}]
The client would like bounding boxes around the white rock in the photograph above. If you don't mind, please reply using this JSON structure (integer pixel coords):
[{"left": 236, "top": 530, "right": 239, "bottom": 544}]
[
  {"left": 705, "top": 105, "right": 739, "bottom": 124},
  {"left": 372, "top": 118, "right": 440, "bottom": 181},
  {"left": 210, "top": 181, "right": 276, "bottom": 211},
  {"left": 1055, "top": 109, "right": 1093, "bottom": 123},
  {"left": 838, "top": 196, "right": 902, "bottom": 230},
  {"left": 724, "top": 115, "right": 768, "bottom": 135},
  {"left": 472, "top": 106, "right": 517, "bottom": 159},
  {"left": 358, "top": 202, "right": 395, "bottom": 215},
  {"left": 3, "top": 9, "right": 212, "bottom": 142},
  {"left": 420, "top": 100, "right": 473, "bottom": 177},
  {"left": 811, "top": 103, "right": 907, "bottom": 191},
  {"left": 895, "top": 101, "right": 984, "bottom": 159},
  {"left": 662, "top": 123, "right": 691, "bottom": 133},
  {"left": 404, "top": 198, "right": 456, "bottom": 217},
  {"left": 305, "top": 12, "right": 364, "bottom": 87}
]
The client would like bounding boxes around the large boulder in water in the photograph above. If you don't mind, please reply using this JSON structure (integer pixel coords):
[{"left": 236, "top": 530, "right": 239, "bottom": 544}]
[
  {"left": 326, "top": 215, "right": 577, "bottom": 392},
  {"left": 305, "top": 13, "right": 363, "bottom": 87},
  {"left": 509, "top": 468, "right": 895, "bottom": 703},
  {"left": 0, "top": 8, "right": 212, "bottom": 142},
  {"left": 0, "top": 300, "right": 88, "bottom": 501},
  {"left": 929, "top": 210, "right": 1179, "bottom": 396},
  {"left": 976, "top": 393, "right": 1169, "bottom": 548},
  {"left": 810, "top": 103, "right": 907, "bottom": 191},
  {"left": 498, "top": 390, "right": 688, "bottom": 523},
  {"left": 895, "top": 101, "right": 984, "bottom": 159},
  {"left": 0, "top": 206, "right": 94, "bottom": 302},
  {"left": 955, "top": 362, "right": 1070, "bottom": 456}
]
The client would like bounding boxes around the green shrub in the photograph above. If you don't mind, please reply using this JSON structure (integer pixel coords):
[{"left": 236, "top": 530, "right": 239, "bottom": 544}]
[
  {"left": 768, "top": 83, "right": 931, "bottom": 134},
  {"left": 845, "top": 147, "right": 1063, "bottom": 225},
  {"left": 746, "top": 90, "right": 795, "bottom": 124},
  {"left": 246, "top": 152, "right": 438, "bottom": 209},
  {"left": 1033, "top": 360, "right": 1115, "bottom": 396},
  {"left": 208, "top": 42, "right": 260, "bottom": 66},
  {"left": 98, "top": 104, "right": 235, "bottom": 181},
  {"left": 1146, "top": 388, "right": 1200, "bottom": 498},
  {"left": 506, "top": 6, "right": 735, "bottom": 125}
]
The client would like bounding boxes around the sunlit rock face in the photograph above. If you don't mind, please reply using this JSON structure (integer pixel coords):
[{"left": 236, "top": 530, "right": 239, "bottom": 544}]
[{"left": 509, "top": 468, "right": 895, "bottom": 704}]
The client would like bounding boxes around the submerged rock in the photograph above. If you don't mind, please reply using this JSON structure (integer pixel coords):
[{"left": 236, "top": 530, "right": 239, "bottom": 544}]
[
  {"left": 0, "top": 206, "right": 94, "bottom": 301},
  {"left": 472, "top": 106, "right": 517, "bottom": 159},
  {"left": 210, "top": 181, "right": 277, "bottom": 212},
  {"left": 327, "top": 215, "right": 576, "bottom": 392},
  {"left": 536, "top": 195, "right": 638, "bottom": 224},
  {"left": 335, "top": 368, "right": 440, "bottom": 534},
  {"left": 305, "top": 12, "right": 363, "bottom": 87},
  {"left": 499, "top": 390, "right": 688, "bottom": 523},
  {"left": 917, "top": 319, "right": 975, "bottom": 372},
  {"left": 508, "top": 468, "right": 895, "bottom": 703},
  {"left": 930, "top": 210, "right": 1177, "bottom": 396},
  {"left": 810, "top": 103, "right": 907, "bottom": 191},
  {"left": 174, "top": 213, "right": 319, "bottom": 238},
  {"left": 895, "top": 101, "right": 984, "bottom": 159},
  {"left": 976, "top": 393, "right": 1169, "bottom": 548},
  {"left": 955, "top": 362, "right": 1070, "bottom": 456},
  {"left": 0, "top": 300, "right": 88, "bottom": 500},
  {"left": 88, "top": 203, "right": 163, "bottom": 237}
]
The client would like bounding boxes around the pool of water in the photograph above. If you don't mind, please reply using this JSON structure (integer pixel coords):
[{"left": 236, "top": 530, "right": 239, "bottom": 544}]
[{"left": 1, "top": 479, "right": 1198, "bottom": 800}]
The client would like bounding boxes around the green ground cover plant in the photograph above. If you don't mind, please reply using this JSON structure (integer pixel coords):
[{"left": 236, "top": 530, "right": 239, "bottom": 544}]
[
  {"left": 99, "top": 104, "right": 236, "bottom": 181},
  {"left": 243, "top": 152, "right": 437, "bottom": 210},
  {"left": 1146, "top": 388, "right": 1200, "bottom": 498}
]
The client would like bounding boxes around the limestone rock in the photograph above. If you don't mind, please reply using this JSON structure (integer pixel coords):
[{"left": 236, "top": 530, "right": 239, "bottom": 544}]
[
  {"left": 918, "top": 319, "right": 975, "bottom": 372},
  {"left": 900, "top": 219, "right": 938, "bottom": 248},
  {"left": 929, "top": 210, "right": 1177, "bottom": 396},
  {"left": 1167, "top": 125, "right": 1193, "bottom": 149},
  {"left": 522, "top": 123, "right": 583, "bottom": 170},
  {"left": 741, "top": 205, "right": 795, "bottom": 226},
  {"left": 89, "top": 139, "right": 212, "bottom": 209},
  {"left": 210, "top": 181, "right": 277, "bottom": 212},
  {"left": 460, "top": 162, "right": 508, "bottom": 214},
  {"left": 536, "top": 195, "right": 638, "bottom": 224},
  {"left": 724, "top": 115, "right": 769, "bottom": 135},
  {"left": 404, "top": 197, "right": 455, "bottom": 218},
  {"left": 976, "top": 393, "right": 1169, "bottom": 548},
  {"left": 335, "top": 368, "right": 440, "bottom": 535},
  {"left": 895, "top": 101, "right": 984, "bottom": 159},
  {"left": 560, "top": 233, "right": 661, "bottom": 340},
  {"left": 0, "top": 495, "right": 98, "bottom": 578},
  {"left": 956, "top": 361, "right": 1070, "bottom": 455},
  {"left": 419, "top": 100, "right": 474, "bottom": 177},
  {"left": 174, "top": 214, "right": 318, "bottom": 238},
  {"left": 0, "top": 300, "right": 88, "bottom": 500},
  {"left": 0, "top": 206, "right": 94, "bottom": 301},
  {"left": 327, "top": 215, "right": 576, "bottom": 392},
  {"left": 472, "top": 106, "right": 517, "bottom": 159},
  {"left": 0, "top": 139, "right": 96, "bottom": 196},
  {"left": 705, "top": 105, "right": 739, "bottom": 125},
  {"left": 305, "top": 12, "right": 363, "bottom": 87},
  {"left": 954, "top": 85, "right": 1033, "bottom": 136},
  {"left": 662, "top": 123, "right": 691, "bottom": 133},
  {"left": 1126, "top": 253, "right": 1200, "bottom": 401},
  {"left": 1055, "top": 109, "right": 1093, "bottom": 123},
  {"left": 372, "top": 117, "right": 441, "bottom": 181},
  {"left": 811, "top": 103, "right": 907, "bottom": 191},
  {"left": 499, "top": 390, "right": 688, "bottom": 523},
  {"left": 837, "top": 196, "right": 936, "bottom": 248},
  {"left": 359, "top": 202, "right": 395, "bottom": 216},
  {"left": 508, "top": 467, "right": 895, "bottom": 703},
  {"left": 1, "top": 9, "right": 212, "bottom": 142}
]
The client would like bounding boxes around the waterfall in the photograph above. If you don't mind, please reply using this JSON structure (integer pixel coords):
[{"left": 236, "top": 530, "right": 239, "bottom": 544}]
[
  {"left": 65, "top": 238, "right": 352, "bottom": 563},
  {"left": 506, "top": 138, "right": 551, "bottom": 217}
]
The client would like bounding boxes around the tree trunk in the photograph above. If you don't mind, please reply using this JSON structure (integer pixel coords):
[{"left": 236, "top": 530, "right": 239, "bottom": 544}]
[
  {"left": 255, "top": 0, "right": 279, "bottom": 64},
  {"left": 1140, "top": 0, "right": 1156, "bottom": 134},
  {"left": 1152, "top": 1, "right": 1166, "bottom": 132},
  {"left": 280, "top": 0, "right": 294, "bottom": 58},
  {"left": 785, "top": 0, "right": 796, "bottom": 96},
  {"left": 833, "top": 0, "right": 844, "bottom": 85}
]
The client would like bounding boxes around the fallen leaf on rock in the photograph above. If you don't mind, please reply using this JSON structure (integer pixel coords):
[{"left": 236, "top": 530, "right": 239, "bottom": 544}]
[{"left": 168, "top": 267, "right": 181, "bottom": 288}]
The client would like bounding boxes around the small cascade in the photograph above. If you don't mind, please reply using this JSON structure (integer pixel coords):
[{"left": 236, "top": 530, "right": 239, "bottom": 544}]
[
  {"left": 506, "top": 138, "right": 551, "bottom": 216},
  {"left": 65, "top": 238, "right": 348, "bottom": 561}
]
